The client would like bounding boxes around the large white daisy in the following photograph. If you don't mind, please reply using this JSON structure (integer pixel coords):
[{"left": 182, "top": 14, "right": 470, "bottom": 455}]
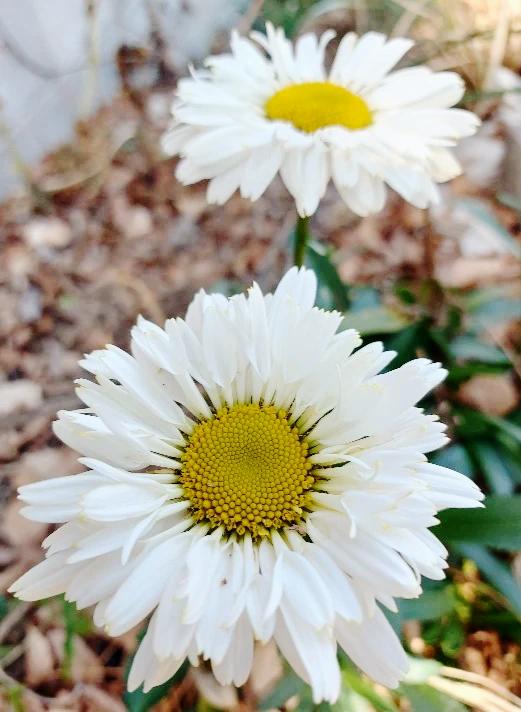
[
  {"left": 162, "top": 25, "right": 480, "bottom": 217},
  {"left": 10, "top": 267, "right": 483, "bottom": 702}
]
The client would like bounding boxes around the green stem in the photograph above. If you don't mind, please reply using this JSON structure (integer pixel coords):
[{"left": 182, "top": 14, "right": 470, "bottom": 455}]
[
  {"left": 294, "top": 215, "right": 311, "bottom": 267},
  {"left": 7, "top": 685, "right": 24, "bottom": 712},
  {"left": 61, "top": 598, "right": 76, "bottom": 682}
]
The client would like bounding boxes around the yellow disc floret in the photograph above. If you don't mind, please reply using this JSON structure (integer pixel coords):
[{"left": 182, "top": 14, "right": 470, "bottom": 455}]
[
  {"left": 265, "top": 81, "right": 373, "bottom": 133},
  {"left": 179, "top": 403, "right": 315, "bottom": 538}
]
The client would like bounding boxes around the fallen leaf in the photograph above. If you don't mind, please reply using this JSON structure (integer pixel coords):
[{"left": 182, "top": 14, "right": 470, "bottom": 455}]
[
  {"left": 2, "top": 500, "right": 47, "bottom": 548},
  {"left": 21, "top": 692, "right": 47, "bottom": 712},
  {"left": 250, "top": 641, "right": 283, "bottom": 699},
  {"left": 436, "top": 256, "right": 521, "bottom": 288},
  {"left": 431, "top": 197, "right": 515, "bottom": 258},
  {"left": 0, "top": 558, "right": 39, "bottom": 595},
  {"left": 82, "top": 684, "right": 126, "bottom": 712},
  {"left": 111, "top": 195, "right": 153, "bottom": 239},
  {"left": 11, "top": 447, "right": 82, "bottom": 488},
  {"left": 24, "top": 625, "right": 55, "bottom": 687},
  {"left": 48, "top": 629, "right": 103, "bottom": 684},
  {"left": 454, "top": 121, "right": 505, "bottom": 189},
  {"left": 113, "top": 625, "right": 140, "bottom": 653},
  {"left": 457, "top": 374, "right": 519, "bottom": 416},
  {"left": 0, "top": 380, "right": 42, "bottom": 417}
]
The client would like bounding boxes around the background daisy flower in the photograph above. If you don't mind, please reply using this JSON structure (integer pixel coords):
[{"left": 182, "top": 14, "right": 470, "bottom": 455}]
[
  {"left": 162, "top": 24, "right": 481, "bottom": 217},
  {"left": 10, "top": 267, "right": 483, "bottom": 703}
]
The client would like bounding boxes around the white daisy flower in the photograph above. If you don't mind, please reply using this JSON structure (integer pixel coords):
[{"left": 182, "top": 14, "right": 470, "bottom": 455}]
[
  {"left": 162, "top": 25, "right": 480, "bottom": 217},
  {"left": 10, "top": 267, "right": 483, "bottom": 702}
]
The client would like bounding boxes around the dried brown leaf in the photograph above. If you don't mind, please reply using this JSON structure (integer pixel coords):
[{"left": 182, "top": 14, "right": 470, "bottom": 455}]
[
  {"left": 250, "top": 641, "right": 283, "bottom": 699},
  {"left": 11, "top": 447, "right": 82, "bottom": 489},
  {"left": 0, "top": 381, "right": 42, "bottom": 418},
  {"left": 457, "top": 374, "right": 519, "bottom": 416},
  {"left": 24, "top": 625, "right": 55, "bottom": 687},
  {"left": 48, "top": 630, "right": 103, "bottom": 684}
]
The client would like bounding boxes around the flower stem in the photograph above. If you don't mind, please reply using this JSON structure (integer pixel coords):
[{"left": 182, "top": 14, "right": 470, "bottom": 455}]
[{"left": 294, "top": 215, "right": 311, "bottom": 267}]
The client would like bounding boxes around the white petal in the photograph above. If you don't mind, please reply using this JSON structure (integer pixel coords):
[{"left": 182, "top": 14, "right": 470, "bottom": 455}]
[
  {"left": 105, "top": 536, "right": 187, "bottom": 635},
  {"left": 9, "top": 552, "right": 78, "bottom": 600},
  {"left": 336, "top": 607, "right": 409, "bottom": 687}
]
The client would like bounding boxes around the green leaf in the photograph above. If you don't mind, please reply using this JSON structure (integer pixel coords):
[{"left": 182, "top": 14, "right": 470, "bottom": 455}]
[
  {"left": 297, "top": 0, "right": 351, "bottom": 26},
  {"left": 449, "top": 335, "right": 510, "bottom": 366},
  {"left": 402, "top": 658, "right": 442, "bottom": 684},
  {"left": 394, "top": 284, "right": 417, "bottom": 305},
  {"left": 400, "top": 684, "right": 467, "bottom": 712},
  {"left": 440, "top": 617, "right": 466, "bottom": 658},
  {"left": 434, "top": 496, "right": 521, "bottom": 550},
  {"left": 445, "top": 305, "right": 464, "bottom": 339},
  {"left": 510, "top": 409, "right": 521, "bottom": 426},
  {"left": 259, "top": 671, "right": 305, "bottom": 710},
  {"left": 484, "top": 414, "right": 521, "bottom": 442},
  {"left": 431, "top": 444, "right": 475, "bottom": 480},
  {"left": 429, "top": 327, "right": 453, "bottom": 362},
  {"left": 0, "top": 596, "right": 8, "bottom": 620},
  {"left": 462, "top": 286, "right": 513, "bottom": 311},
  {"left": 468, "top": 297, "right": 521, "bottom": 330},
  {"left": 453, "top": 407, "right": 490, "bottom": 437},
  {"left": 6, "top": 686, "right": 25, "bottom": 712},
  {"left": 331, "top": 689, "right": 375, "bottom": 712},
  {"left": 0, "top": 644, "right": 13, "bottom": 659},
  {"left": 60, "top": 598, "right": 92, "bottom": 682},
  {"left": 464, "top": 86, "right": 521, "bottom": 102},
  {"left": 447, "top": 363, "right": 509, "bottom": 385},
  {"left": 306, "top": 241, "right": 350, "bottom": 312},
  {"left": 454, "top": 407, "right": 521, "bottom": 443},
  {"left": 62, "top": 599, "right": 76, "bottom": 681},
  {"left": 471, "top": 611, "right": 521, "bottom": 644},
  {"left": 260, "top": 0, "right": 320, "bottom": 36},
  {"left": 467, "top": 441, "right": 515, "bottom": 495},
  {"left": 398, "top": 586, "right": 457, "bottom": 621},
  {"left": 385, "top": 321, "right": 427, "bottom": 368},
  {"left": 208, "top": 279, "right": 244, "bottom": 297},
  {"left": 453, "top": 543, "right": 521, "bottom": 620},
  {"left": 497, "top": 191, "right": 521, "bottom": 213},
  {"left": 348, "top": 286, "right": 381, "bottom": 310},
  {"left": 342, "top": 306, "right": 409, "bottom": 336},
  {"left": 494, "top": 440, "right": 521, "bottom": 485},
  {"left": 341, "top": 666, "right": 399, "bottom": 712}
]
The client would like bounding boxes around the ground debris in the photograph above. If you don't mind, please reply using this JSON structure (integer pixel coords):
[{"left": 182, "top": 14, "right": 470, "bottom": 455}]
[{"left": 0, "top": 30, "right": 520, "bottom": 712}]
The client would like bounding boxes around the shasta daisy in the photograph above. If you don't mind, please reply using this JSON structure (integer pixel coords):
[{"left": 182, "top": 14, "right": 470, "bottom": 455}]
[
  {"left": 10, "top": 267, "right": 483, "bottom": 702},
  {"left": 162, "top": 24, "right": 480, "bottom": 217}
]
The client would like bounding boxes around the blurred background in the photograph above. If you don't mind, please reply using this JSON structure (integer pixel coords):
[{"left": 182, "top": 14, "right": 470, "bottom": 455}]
[{"left": 1, "top": 1, "right": 521, "bottom": 710}]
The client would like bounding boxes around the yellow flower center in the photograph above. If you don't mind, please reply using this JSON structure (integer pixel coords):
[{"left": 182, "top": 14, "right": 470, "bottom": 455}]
[
  {"left": 179, "top": 403, "right": 315, "bottom": 539},
  {"left": 265, "top": 81, "right": 373, "bottom": 133}
]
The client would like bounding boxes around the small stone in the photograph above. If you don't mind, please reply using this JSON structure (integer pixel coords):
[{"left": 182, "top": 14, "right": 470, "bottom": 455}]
[
  {"left": 22, "top": 217, "right": 72, "bottom": 249},
  {"left": 18, "top": 286, "right": 43, "bottom": 323},
  {"left": 111, "top": 196, "right": 153, "bottom": 239}
]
